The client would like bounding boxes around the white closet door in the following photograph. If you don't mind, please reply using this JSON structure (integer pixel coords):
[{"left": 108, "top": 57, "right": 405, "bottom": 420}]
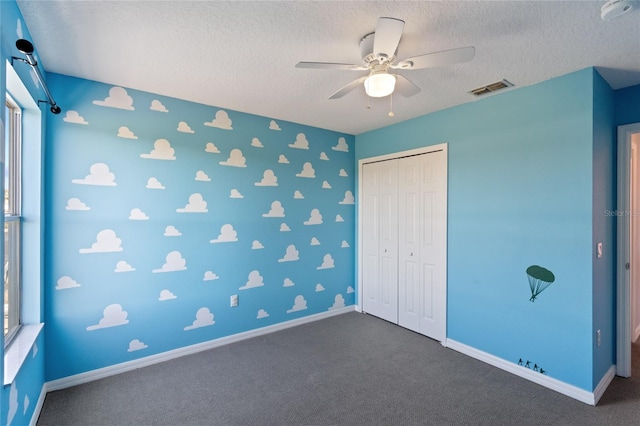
[
  {"left": 362, "top": 160, "right": 398, "bottom": 323},
  {"left": 417, "top": 150, "right": 447, "bottom": 341},
  {"left": 398, "top": 156, "right": 421, "bottom": 332}
]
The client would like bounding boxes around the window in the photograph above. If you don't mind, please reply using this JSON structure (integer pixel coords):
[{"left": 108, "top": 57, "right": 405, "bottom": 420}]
[{"left": 4, "top": 94, "right": 22, "bottom": 344}]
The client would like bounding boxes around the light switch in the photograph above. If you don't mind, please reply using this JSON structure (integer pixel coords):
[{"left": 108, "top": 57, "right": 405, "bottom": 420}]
[{"left": 597, "top": 242, "right": 603, "bottom": 258}]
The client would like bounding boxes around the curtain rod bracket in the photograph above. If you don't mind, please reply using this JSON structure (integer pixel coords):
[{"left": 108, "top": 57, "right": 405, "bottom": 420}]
[{"left": 11, "top": 39, "right": 61, "bottom": 114}]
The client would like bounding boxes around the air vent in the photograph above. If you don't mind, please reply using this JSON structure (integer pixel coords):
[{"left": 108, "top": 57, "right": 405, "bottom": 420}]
[{"left": 469, "top": 79, "right": 514, "bottom": 97}]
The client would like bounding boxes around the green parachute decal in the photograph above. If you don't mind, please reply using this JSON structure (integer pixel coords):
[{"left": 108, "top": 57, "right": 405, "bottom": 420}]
[{"left": 526, "top": 265, "right": 555, "bottom": 302}]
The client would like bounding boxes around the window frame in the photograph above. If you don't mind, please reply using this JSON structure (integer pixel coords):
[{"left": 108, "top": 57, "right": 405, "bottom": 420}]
[{"left": 4, "top": 93, "right": 23, "bottom": 346}]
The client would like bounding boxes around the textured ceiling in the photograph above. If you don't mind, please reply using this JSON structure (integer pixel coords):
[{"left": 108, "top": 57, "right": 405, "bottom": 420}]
[{"left": 16, "top": 0, "right": 640, "bottom": 135}]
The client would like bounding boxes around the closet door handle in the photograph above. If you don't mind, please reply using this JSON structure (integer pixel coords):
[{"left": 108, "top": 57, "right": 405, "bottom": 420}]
[
  {"left": 410, "top": 252, "right": 413, "bottom": 257},
  {"left": 383, "top": 248, "right": 387, "bottom": 253}
]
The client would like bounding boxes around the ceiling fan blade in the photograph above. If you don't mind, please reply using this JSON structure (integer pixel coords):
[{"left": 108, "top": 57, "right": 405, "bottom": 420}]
[
  {"left": 329, "top": 76, "right": 368, "bottom": 99},
  {"left": 296, "top": 62, "right": 367, "bottom": 71},
  {"left": 373, "top": 17, "right": 405, "bottom": 60},
  {"left": 393, "top": 46, "right": 475, "bottom": 70},
  {"left": 393, "top": 74, "right": 421, "bottom": 97}
]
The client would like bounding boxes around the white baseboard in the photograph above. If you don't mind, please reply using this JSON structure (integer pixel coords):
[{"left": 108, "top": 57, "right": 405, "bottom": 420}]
[
  {"left": 593, "top": 365, "right": 616, "bottom": 405},
  {"left": 29, "top": 383, "right": 47, "bottom": 426},
  {"left": 46, "top": 306, "right": 355, "bottom": 392},
  {"left": 446, "top": 339, "right": 610, "bottom": 406}
]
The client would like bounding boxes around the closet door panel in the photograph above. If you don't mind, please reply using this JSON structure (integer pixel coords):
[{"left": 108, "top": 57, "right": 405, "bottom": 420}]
[
  {"left": 362, "top": 160, "right": 398, "bottom": 323},
  {"left": 398, "top": 157, "right": 421, "bottom": 332},
  {"left": 418, "top": 150, "right": 447, "bottom": 341},
  {"left": 377, "top": 160, "right": 399, "bottom": 322},
  {"left": 361, "top": 163, "right": 381, "bottom": 317}
]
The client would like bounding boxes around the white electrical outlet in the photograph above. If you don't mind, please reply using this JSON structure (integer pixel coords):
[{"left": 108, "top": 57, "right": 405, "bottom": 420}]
[
  {"left": 596, "top": 329, "right": 601, "bottom": 347},
  {"left": 230, "top": 295, "right": 238, "bottom": 307}
]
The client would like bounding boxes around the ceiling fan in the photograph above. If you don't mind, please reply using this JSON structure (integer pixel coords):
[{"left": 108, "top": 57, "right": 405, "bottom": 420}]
[{"left": 296, "top": 17, "right": 475, "bottom": 99}]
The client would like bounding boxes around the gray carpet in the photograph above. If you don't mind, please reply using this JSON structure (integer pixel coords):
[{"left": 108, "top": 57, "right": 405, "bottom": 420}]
[{"left": 37, "top": 312, "right": 640, "bottom": 425}]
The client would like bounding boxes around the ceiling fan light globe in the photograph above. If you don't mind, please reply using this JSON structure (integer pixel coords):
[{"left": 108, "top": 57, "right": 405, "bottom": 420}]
[{"left": 365, "top": 73, "right": 396, "bottom": 97}]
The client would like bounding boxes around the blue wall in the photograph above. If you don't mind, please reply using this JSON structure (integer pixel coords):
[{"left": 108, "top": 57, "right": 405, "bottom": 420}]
[
  {"left": 44, "top": 73, "right": 355, "bottom": 380},
  {"left": 1, "top": 1, "right": 48, "bottom": 424},
  {"left": 356, "top": 68, "right": 603, "bottom": 391},
  {"left": 615, "top": 84, "right": 640, "bottom": 126},
  {"left": 1, "top": 0, "right": 635, "bottom": 419},
  {"left": 2, "top": 333, "right": 45, "bottom": 426},
  {"left": 591, "top": 71, "right": 616, "bottom": 388}
]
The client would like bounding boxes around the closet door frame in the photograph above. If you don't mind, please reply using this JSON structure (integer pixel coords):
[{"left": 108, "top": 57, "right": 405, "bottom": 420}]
[{"left": 356, "top": 143, "right": 448, "bottom": 344}]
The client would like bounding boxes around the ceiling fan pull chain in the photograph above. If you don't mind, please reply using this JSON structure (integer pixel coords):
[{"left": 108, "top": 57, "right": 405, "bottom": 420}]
[{"left": 389, "top": 93, "right": 395, "bottom": 117}]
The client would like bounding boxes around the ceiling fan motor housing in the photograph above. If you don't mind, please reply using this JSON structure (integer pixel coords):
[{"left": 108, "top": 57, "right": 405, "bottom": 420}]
[{"left": 360, "top": 32, "right": 395, "bottom": 66}]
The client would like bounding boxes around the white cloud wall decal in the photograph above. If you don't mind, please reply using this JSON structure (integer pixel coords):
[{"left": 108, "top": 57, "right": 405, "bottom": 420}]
[
  {"left": 332, "top": 137, "right": 349, "bottom": 152},
  {"left": 255, "top": 170, "right": 278, "bottom": 186},
  {"left": 329, "top": 294, "right": 346, "bottom": 310},
  {"left": 127, "top": 339, "right": 148, "bottom": 352},
  {"left": 159, "top": 289, "right": 177, "bottom": 301},
  {"left": 204, "top": 110, "right": 233, "bottom": 130},
  {"left": 86, "top": 304, "right": 129, "bottom": 330},
  {"left": 289, "top": 133, "right": 309, "bottom": 149},
  {"left": 263, "top": 200, "right": 285, "bottom": 217},
  {"left": 79, "top": 229, "right": 123, "bottom": 253},
  {"left": 150, "top": 100, "right": 168, "bottom": 112},
  {"left": 205, "top": 142, "right": 220, "bottom": 153},
  {"left": 269, "top": 120, "right": 281, "bottom": 130},
  {"left": 219, "top": 148, "right": 247, "bottom": 167},
  {"left": 164, "top": 225, "right": 182, "bottom": 237},
  {"left": 63, "top": 110, "right": 88, "bottom": 125},
  {"left": 129, "top": 208, "right": 149, "bottom": 220},
  {"left": 7, "top": 382, "right": 17, "bottom": 426},
  {"left": 66, "top": 198, "right": 90, "bottom": 211},
  {"left": 56, "top": 276, "right": 80, "bottom": 290},
  {"left": 278, "top": 154, "right": 289, "bottom": 164},
  {"left": 280, "top": 223, "right": 291, "bottom": 232},
  {"left": 210, "top": 224, "right": 238, "bottom": 243},
  {"left": 93, "top": 86, "right": 135, "bottom": 110},
  {"left": 184, "top": 307, "right": 215, "bottom": 330},
  {"left": 177, "top": 193, "right": 208, "bottom": 213},
  {"left": 296, "top": 162, "right": 315, "bottom": 178},
  {"left": 195, "top": 170, "right": 211, "bottom": 181},
  {"left": 317, "top": 254, "right": 335, "bottom": 270},
  {"left": 278, "top": 244, "right": 299, "bottom": 262},
  {"left": 304, "top": 208, "right": 322, "bottom": 225},
  {"left": 117, "top": 126, "right": 138, "bottom": 139},
  {"left": 230, "top": 189, "right": 244, "bottom": 198},
  {"left": 72, "top": 163, "right": 117, "bottom": 186},
  {"left": 339, "top": 190, "right": 355, "bottom": 205},
  {"left": 146, "top": 177, "right": 165, "bottom": 189},
  {"left": 177, "top": 121, "right": 195, "bottom": 133},
  {"left": 240, "top": 270, "right": 264, "bottom": 290},
  {"left": 203, "top": 271, "right": 219, "bottom": 281},
  {"left": 114, "top": 260, "right": 135, "bottom": 272},
  {"left": 152, "top": 251, "right": 187, "bottom": 273},
  {"left": 141, "top": 139, "right": 176, "bottom": 160},
  {"left": 287, "top": 295, "right": 307, "bottom": 313}
]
